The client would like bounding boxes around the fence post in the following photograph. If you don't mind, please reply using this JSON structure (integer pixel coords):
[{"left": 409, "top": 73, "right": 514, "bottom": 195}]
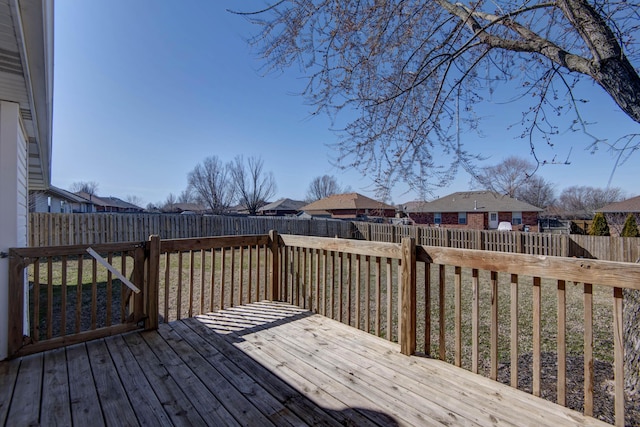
[
  {"left": 145, "top": 235, "right": 160, "bottom": 330},
  {"left": 400, "top": 237, "right": 417, "bottom": 355},
  {"left": 269, "top": 230, "right": 280, "bottom": 301}
]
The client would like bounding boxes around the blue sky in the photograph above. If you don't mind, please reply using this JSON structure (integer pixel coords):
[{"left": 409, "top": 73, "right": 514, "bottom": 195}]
[{"left": 52, "top": 1, "right": 639, "bottom": 207}]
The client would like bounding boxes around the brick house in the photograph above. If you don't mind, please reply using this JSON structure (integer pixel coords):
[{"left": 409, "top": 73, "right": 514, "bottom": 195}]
[
  {"left": 596, "top": 195, "right": 640, "bottom": 236},
  {"left": 301, "top": 193, "right": 396, "bottom": 220},
  {"left": 401, "top": 191, "right": 543, "bottom": 231}
]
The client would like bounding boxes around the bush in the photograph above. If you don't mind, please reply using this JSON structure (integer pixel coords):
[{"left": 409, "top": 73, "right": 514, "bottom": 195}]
[
  {"left": 621, "top": 214, "right": 640, "bottom": 237},
  {"left": 589, "top": 213, "right": 610, "bottom": 236}
]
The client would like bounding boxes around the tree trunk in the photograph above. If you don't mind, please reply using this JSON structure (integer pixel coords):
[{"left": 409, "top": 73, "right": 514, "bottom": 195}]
[{"left": 593, "top": 56, "right": 640, "bottom": 125}]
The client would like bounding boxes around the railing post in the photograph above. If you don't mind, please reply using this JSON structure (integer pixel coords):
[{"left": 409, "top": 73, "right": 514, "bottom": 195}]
[
  {"left": 145, "top": 235, "right": 160, "bottom": 330},
  {"left": 8, "top": 251, "right": 25, "bottom": 357},
  {"left": 133, "top": 244, "right": 146, "bottom": 323},
  {"left": 400, "top": 237, "right": 416, "bottom": 355},
  {"left": 269, "top": 230, "right": 280, "bottom": 301}
]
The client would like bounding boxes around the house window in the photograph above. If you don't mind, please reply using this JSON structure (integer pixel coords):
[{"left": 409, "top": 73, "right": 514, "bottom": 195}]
[
  {"left": 458, "top": 212, "right": 467, "bottom": 225},
  {"left": 512, "top": 212, "right": 522, "bottom": 225},
  {"left": 434, "top": 212, "right": 442, "bottom": 224}
]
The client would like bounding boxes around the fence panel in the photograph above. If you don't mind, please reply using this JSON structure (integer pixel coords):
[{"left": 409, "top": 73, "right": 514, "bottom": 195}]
[{"left": 29, "top": 213, "right": 354, "bottom": 246}]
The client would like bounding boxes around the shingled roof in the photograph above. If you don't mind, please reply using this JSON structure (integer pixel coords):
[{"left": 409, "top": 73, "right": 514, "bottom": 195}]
[
  {"left": 597, "top": 195, "right": 640, "bottom": 213},
  {"left": 302, "top": 193, "right": 396, "bottom": 212},
  {"left": 403, "top": 191, "right": 543, "bottom": 213},
  {"left": 258, "top": 198, "right": 306, "bottom": 212}
]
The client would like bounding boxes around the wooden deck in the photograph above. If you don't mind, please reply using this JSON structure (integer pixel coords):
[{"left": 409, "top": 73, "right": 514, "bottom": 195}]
[{"left": 0, "top": 301, "right": 610, "bottom": 427}]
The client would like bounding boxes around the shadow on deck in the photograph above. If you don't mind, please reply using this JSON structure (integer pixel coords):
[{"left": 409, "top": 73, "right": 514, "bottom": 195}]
[{"left": 0, "top": 301, "right": 610, "bottom": 426}]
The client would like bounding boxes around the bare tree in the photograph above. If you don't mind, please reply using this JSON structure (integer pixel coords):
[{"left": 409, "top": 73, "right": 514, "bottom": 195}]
[
  {"left": 230, "top": 156, "right": 277, "bottom": 215},
  {"left": 177, "top": 188, "right": 197, "bottom": 204},
  {"left": 70, "top": 181, "right": 99, "bottom": 196},
  {"left": 516, "top": 176, "right": 555, "bottom": 209},
  {"left": 125, "top": 195, "right": 143, "bottom": 208},
  {"left": 556, "top": 185, "right": 625, "bottom": 218},
  {"left": 187, "top": 156, "right": 235, "bottom": 214},
  {"left": 473, "top": 156, "right": 536, "bottom": 198},
  {"left": 305, "top": 175, "right": 350, "bottom": 202},
  {"left": 162, "top": 193, "right": 178, "bottom": 213},
  {"left": 240, "top": 1, "right": 640, "bottom": 198}
]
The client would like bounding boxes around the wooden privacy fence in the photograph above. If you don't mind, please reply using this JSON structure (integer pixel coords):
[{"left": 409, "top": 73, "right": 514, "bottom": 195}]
[
  {"left": 30, "top": 213, "right": 640, "bottom": 263},
  {"left": 354, "top": 222, "right": 572, "bottom": 256},
  {"left": 8, "top": 232, "right": 640, "bottom": 425},
  {"left": 29, "top": 213, "right": 353, "bottom": 246}
]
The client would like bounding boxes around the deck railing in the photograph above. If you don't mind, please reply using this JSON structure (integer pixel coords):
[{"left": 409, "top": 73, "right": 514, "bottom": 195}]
[
  {"left": 8, "top": 232, "right": 640, "bottom": 425},
  {"left": 7, "top": 239, "right": 156, "bottom": 357},
  {"left": 275, "top": 234, "right": 639, "bottom": 426}
]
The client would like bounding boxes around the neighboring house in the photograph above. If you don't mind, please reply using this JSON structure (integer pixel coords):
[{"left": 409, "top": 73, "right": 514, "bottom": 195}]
[
  {"left": 596, "top": 195, "right": 640, "bottom": 236},
  {"left": 257, "top": 198, "right": 305, "bottom": 216},
  {"left": 402, "top": 191, "right": 543, "bottom": 231},
  {"left": 301, "top": 193, "right": 396, "bottom": 220},
  {"left": 171, "top": 203, "right": 208, "bottom": 214},
  {"left": 29, "top": 185, "right": 95, "bottom": 213},
  {"left": 0, "top": 0, "right": 54, "bottom": 360},
  {"left": 75, "top": 192, "right": 144, "bottom": 213}
]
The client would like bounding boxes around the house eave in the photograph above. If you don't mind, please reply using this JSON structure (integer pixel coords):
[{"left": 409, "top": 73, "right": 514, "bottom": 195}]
[{"left": 11, "top": 0, "right": 54, "bottom": 190}]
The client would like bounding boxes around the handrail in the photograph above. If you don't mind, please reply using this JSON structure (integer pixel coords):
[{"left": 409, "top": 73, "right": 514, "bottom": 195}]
[{"left": 417, "top": 245, "right": 640, "bottom": 290}]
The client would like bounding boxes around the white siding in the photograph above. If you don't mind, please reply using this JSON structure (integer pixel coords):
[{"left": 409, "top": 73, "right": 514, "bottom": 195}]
[{"left": 0, "top": 101, "right": 23, "bottom": 360}]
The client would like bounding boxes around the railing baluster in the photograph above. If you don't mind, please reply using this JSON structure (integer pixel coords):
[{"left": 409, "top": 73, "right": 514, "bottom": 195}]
[
  {"left": 209, "top": 249, "right": 215, "bottom": 312},
  {"left": 322, "top": 249, "right": 327, "bottom": 316},
  {"left": 386, "top": 258, "right": 392, "bottom": 341},
  {"left": 490, "top": 271, "right": 498, "bottom": 380},
  {"left": 177, "top": 252, "right": 183, "bottom": 319},
  {"left": 47, "top": 257, "right": 53, "bottom": 339},
  {"left": 248, "top": 245, "right": 253, "bottom": 304},
  {"left": 339, "top": 252, "right": 344, "bottom": 322},
  {"left": 376, "top": 257, "right": 381, "bottom": 337},
  {"left": 557, "top": 279, "right": 566, "bottom": 405},
  {"left": 533, "top": 276, "right": 541, "bottom": 397},
  {"left": 230, "top": 247, "right": 236, "bottom": 308},
  {"left": 189, "top": 250, "right": 195, "bottom": 317},
  {"left": 164, "top": 252, "right": 170, "bottom": 322},
  {"left": 454, "top": 266, "right": 461, "bottom": 367},
  {"left": 330, "top": 251, "right": 335, "bottom": 320},
  {"left": 219, "top": 248, "right": 225, "bottom": 310},
  {"left": 365, "top": 255, "right": 371, "bottom": 333},
  {"left": 119, "top": 253, "right": 125, "bottom": 324},
  {"left": 200, "top": 249, "right": 205, "bottom": 314},
  {"left": 613, "top": 287, "right": 624, "bottom": 427},
  {"left": 439, "top": 264, "right": 446, "bottom": 361},
  {"left": 472, "top": 268, "right": 479, "bottom": 374},
  {"left": 511, "top": 274, "right": 519, "bottom": 388},
  {"left": 584, "top": 283, "right": 594, "bottom": 416},
  {"left": 425, "top": 262, "right": 431, "bottom": 356},
  {"left": 239, "top": 246, "right": 244, "bottom": 306},
  {"left": 346, "top": 253, "right": 352, "bottom": 326},
  {"left": 33, "top": 260, "right": 40, "bottom": 342},
  {"left": 314, "top": 249, "right": 320, "bottom": 313},
  {"left": 355, "top": 254, "right": 361, "bottom": 330},
  {"left": 91, "top": 257, "right": 97, "bottom": 330},
  {"left": 61, "top": 256, "right": 67, "bottom": 336},
  {"left": 106, "top": 253, "right": 113, "bottom": 327}
]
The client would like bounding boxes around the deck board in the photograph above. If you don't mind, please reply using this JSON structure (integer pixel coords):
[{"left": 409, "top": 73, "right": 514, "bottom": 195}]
[{"left": 0, "top": 301, "right": 612, "bottom": 427}]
